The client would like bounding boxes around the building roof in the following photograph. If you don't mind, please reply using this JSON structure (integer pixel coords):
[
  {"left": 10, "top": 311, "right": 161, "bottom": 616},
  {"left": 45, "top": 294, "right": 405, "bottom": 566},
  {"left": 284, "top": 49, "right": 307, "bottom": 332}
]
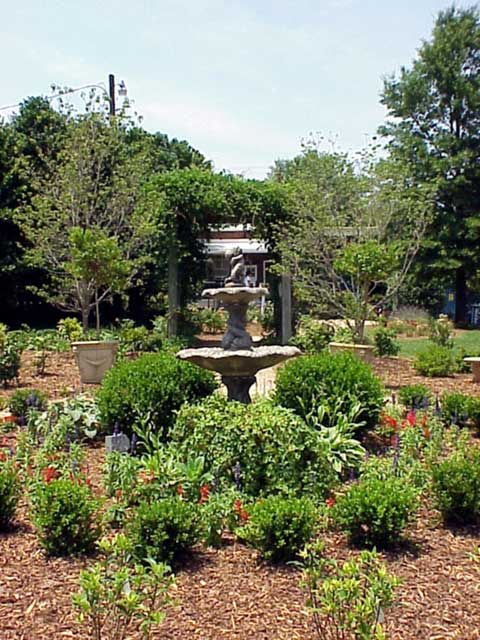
[{"left": 205, "top": 238, "right": 268, "bottom": 255}]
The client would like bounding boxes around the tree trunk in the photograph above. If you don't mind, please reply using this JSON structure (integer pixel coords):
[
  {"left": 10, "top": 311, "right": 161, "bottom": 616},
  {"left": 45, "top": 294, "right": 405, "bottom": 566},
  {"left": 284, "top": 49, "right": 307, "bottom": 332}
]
[
  {"left": 95, "top": 290, "right": 100, "bottom": 335},
  {"left": 81, "top": 306, "right": 89, "bottom": 334},
  {"left": 454, "top": 266, "right": 468, "bottom": 324}
]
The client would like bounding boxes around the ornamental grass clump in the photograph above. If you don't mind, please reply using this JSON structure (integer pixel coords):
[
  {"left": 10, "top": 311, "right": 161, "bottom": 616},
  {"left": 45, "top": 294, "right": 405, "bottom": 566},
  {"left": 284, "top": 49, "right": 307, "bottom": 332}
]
[
  {"left": 332, "top": 475, "right": 419, "bottom": 548},
  {"left": 238, "top": 494, "right": 318, "bottom": 563},
  {"left": 97, "top": 352, "right": 218, "bottom": 440},
  {"left": 274, "top": 351, "right": 384, "bottom": 433},
  {"left": 30, "top": 476, "right": 101, "bottom": 556},
  {"left": 430, "top": 448, "right": 480, "bottom": 525}
]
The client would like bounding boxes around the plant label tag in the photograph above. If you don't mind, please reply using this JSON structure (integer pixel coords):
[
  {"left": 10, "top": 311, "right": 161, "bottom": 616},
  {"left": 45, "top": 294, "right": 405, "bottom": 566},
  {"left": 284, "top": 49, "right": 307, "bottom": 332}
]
[{"left": 105, "top": 433, "right": 130, "bottom": 454}]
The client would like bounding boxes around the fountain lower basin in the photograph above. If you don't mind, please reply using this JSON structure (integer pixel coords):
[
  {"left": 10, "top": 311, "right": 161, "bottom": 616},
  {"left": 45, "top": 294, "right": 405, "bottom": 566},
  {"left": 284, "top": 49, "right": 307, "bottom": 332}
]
[{"left": 177, "top": 345, "right": 300, "bottom": 377}]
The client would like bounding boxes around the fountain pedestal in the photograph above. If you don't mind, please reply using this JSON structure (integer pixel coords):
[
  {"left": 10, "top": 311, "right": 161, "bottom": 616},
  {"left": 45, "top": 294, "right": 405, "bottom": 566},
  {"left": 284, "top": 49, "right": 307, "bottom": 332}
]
[{"left": 177, "top": 286, "right": 300, "bottom": 403}]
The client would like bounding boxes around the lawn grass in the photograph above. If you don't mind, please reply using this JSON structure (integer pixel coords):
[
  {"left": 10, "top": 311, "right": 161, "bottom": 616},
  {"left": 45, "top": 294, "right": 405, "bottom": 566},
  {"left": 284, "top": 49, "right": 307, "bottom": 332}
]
[{"left": 397, "top": 329, "right": 480, "bottom": 358}]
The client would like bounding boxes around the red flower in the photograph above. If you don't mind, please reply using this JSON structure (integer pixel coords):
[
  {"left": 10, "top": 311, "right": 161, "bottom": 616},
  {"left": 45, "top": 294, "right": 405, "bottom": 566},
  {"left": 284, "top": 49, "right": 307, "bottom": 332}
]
[
  {"left": 234, "top": 498, "right": 249, "bottom": 521},
  {"left": 406, "top": 410, "right": 416, "bottom": 426},
  {"left": 43, "top": 466, "right": 58, "bottom": 483},
  {"left": 177, "top": 485, "right": 185, "bottom": 498},
  {"left": 325, "top": 497, "right": 335, "bottom": 508},
  {"left": 0, "top": 450, "right": 7, "bottom": 462},
  {"left": 138, "top": 469, "right": 155, "bottom": 484},
  {"left": 199, "top": 483, "right": 210, "bottom": 504},
  {"left": 382, "top": 413, "right": 398, "bottom": 429},
  {"left": 115, "top": 489, "right": 123, "bottom": 500}
]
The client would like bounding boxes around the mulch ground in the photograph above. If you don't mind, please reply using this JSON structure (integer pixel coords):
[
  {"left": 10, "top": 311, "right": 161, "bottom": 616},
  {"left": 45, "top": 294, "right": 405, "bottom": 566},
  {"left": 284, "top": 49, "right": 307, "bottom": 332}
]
[{"left": 1, "top": 351, "right": 480, "bottom": 639}]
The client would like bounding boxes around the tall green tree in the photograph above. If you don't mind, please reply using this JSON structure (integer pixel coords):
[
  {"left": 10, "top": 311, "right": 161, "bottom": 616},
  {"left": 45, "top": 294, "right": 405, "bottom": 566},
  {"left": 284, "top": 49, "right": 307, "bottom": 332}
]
[
  {"left": 15, "top": 110, "right": 155, "bottom": 331},
  {"left": 380, "top": 5, "right": 480, "bottom": 322},
  {"left": 270, "top": 143, "right": 433, "bottom": 339}
]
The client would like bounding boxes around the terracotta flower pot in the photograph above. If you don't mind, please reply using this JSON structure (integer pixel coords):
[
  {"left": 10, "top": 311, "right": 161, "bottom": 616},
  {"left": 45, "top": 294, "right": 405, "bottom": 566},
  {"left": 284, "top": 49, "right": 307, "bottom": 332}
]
[{"left": 72, "top": 340, "right": 119, "bottom": 384}]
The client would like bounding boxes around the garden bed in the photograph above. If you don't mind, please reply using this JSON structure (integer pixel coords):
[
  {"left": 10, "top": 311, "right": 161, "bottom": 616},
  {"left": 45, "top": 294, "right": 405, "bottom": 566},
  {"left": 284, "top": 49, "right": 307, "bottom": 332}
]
[{"left": 1, "top": 352, "right": 480, "bottom": 639}]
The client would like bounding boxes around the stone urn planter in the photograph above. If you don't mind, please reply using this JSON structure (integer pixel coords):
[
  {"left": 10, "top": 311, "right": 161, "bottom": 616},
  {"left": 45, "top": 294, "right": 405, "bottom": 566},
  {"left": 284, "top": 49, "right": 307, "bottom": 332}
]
[
  {"left": 328, "top": 341, "right": 375, "bottom": 364},
  {"left": 72, "top": 340, "right": 119, "bottom": 384}
]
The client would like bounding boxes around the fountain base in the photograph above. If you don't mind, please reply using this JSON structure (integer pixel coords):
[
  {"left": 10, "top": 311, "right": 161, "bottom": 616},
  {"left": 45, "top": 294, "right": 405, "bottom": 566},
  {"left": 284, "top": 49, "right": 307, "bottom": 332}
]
[{"left": 221, "top": 375, "right": 256, "bottom": 404}]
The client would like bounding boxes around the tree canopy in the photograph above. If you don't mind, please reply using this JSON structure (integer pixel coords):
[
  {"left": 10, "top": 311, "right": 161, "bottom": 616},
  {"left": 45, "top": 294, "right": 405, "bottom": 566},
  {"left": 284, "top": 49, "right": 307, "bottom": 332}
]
[{"left": 380, "top": 5, "right": 480, "bottom": 321}]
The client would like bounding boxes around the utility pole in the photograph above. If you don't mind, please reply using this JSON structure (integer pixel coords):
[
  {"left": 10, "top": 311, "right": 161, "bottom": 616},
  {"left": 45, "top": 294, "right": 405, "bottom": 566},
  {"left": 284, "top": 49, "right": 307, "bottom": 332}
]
[{"left": 108, "top": 74, "right": 116, "bottom": 116}]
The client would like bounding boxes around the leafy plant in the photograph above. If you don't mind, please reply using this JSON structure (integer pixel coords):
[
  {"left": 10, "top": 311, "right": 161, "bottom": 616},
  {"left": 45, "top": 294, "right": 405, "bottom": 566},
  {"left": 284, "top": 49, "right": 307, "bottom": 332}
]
[
  {"left": 440, "top": 392, "right": 480, "bottom": 429},
  {"left": 303, "top": 400, "right": 366, "bottom": 476},
  {"left": 57, "top": 317, "right": 84, "bottom": 342},
  {"left": 430, "top": 448, "right": 480, "bottom": 524},
  {"left": 238, "top": 495, "right": 318, "bottom": 562},
  {"left": 290, "top": 316, "right": 334, "bottom": 354},
  {"left": 8, "top": 389, "right": 47, "bottom": 420},
  {"left": 30, "top": 476, "right": 101, "bottom": 555},
  {"left": 373, "top": 326, "right": 400, "bottom": 357},
  {"left": 0, "top": 327, "right": 22, "bottom": 388},
  {"left": 72, "top": 533, "right": 174, "bottom": 640},
  {"left": 274, "top": 352, "right": 384, "bottom": 433},
  {"left": 300, "top": 540, "right": 399, "bottom": 640},
  {"left": 332, "top": 475, "right": 419, "bottom": 548},
  {"left": 413, "top": 345, "right": 455, "bottom": 377},
  {"left": 97, "top": 352, "right": 218, "bottom": 439},
  {"left": 428, "top": 316, "right": 454, "bottom": 348},
  {"left": 398, "top": 384, "right": 432, "bottom": 409},
  {"left": 128, "top": 497, "right": 202, "bottom": 566},
  {"left": 0, "top": 458, "right": 21, "bottom": 530},
  {"left": 171, "top": 396, "right": 337, "bottom": 499}
]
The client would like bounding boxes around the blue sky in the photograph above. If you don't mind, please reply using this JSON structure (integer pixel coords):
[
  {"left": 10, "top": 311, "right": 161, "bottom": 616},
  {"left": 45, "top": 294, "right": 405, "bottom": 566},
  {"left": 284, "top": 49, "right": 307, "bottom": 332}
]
[{"left": 1, "top": 0, "right": 475, "bottom": 177}]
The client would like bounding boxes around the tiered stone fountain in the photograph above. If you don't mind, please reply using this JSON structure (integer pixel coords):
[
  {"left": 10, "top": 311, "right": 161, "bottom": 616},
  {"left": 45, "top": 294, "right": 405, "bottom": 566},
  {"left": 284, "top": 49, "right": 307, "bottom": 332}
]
[{"left": 177, "top": 249, "right": 300, "bottom": 403}]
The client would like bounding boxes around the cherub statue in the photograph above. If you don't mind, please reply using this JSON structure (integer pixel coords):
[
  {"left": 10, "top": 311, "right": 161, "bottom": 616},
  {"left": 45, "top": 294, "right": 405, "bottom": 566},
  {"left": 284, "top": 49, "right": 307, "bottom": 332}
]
[{"left": 224, "top": 247, "right": 246, "bottom": 287}]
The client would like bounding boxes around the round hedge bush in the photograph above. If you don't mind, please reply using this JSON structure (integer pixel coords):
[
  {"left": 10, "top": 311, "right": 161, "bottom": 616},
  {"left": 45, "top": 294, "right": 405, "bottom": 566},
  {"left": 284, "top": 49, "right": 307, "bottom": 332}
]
[
  {"left": 171, "top": 395, "right": 337, "bottom": 499},
  {"left": 273, "top": 352, "right": 384, "bottom": 433},
  {"left": 97, "top": 352, "right": 218, "bottom": 439}
]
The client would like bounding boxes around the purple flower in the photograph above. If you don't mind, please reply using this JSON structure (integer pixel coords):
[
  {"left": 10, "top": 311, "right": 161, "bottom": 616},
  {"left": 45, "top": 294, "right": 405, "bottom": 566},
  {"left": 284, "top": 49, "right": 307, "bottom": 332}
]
[{"left": 233, "top": 461, "right": 242, "bottom": 490}]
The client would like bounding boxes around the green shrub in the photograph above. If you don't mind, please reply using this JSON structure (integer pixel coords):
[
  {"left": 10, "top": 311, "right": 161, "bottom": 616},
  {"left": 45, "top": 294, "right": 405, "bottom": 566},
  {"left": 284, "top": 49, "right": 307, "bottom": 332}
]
[
  {"left": 0, "top": 459, "right": 21, "bottom": 530},
  {"left": 431, "top": 449, "right": 480, "bottom": 524},
  {"left": 373, "top": 326, "right": 400, "bottom": 357},
  {"left": 428, "top": 316, "right": 454, "bottom": 348},
  {"left": 290, "top": 316, "right": 334, "bottom": 354},
  {"left": 301, "top": 543, "right": 399, "bottom": 640},
  {"left": 97, "top": 352, "right": 218, "bottom": 439},
  {"left": 171, "top": 396, "right": 337, "bottom": 499},
  {"left": 332, "top": 476, "right": 419, "bottom": 548},
  {"left": 0, "top": 328, "right": 22, "bottom": 388},
  {"left": 413, "top": 345, "right": 455, "bottom": 377},
  {"left": 238, "top": 495, "right": 317, "bottom": 562},
  {"left": 30, "top": 477, "right": 101, "bottom": 555},
  {"left": 57, "top": 317, "right": 83, "bottom": 342},
  {"left": 128, "top": 497, "right": 202, "bottom": 565},
  {"left": 9, "top": 389, "right": 47, "bottom": 419},
  {"left": 440, "top": 392, "right": 480, "bottom": 429},
  {"left": 398, "top": 384, "right": 432, "bottom": 409},
  {"left": 274, "top": 352, "right": 384, "bottom": 433}
]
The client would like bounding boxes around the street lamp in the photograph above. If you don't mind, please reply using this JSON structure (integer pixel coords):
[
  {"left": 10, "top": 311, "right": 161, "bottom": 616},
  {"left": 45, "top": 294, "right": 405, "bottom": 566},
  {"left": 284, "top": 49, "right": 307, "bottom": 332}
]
[{"left": 0, "top": 74, "right": 127, "bottom": 115}]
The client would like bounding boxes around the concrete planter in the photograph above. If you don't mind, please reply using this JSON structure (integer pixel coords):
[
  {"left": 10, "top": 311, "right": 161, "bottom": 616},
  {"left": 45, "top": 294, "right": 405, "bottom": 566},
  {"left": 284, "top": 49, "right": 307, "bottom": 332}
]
[
  {"left": 72, "top": 340, "right": 119, "bottom": 384},
  {"left": 328, "top": 341, "right": 375, "bottom": 364}
]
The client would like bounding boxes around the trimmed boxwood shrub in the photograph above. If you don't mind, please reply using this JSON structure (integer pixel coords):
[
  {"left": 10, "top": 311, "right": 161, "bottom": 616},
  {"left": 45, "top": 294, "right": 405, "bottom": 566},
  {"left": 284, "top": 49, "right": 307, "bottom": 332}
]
[
  {"left": 171, "top": 396, "right": 337, "bottom": 499},
  {"left": 0, "top": 460, "right": 20, "bottom": 530},
  {"left": 97, "top": 352, "right": 218, "bottom": 439},
  {"left": 128, "top": 497, "right": 202, "bottom": 565},
  {"left": 273, "top": 352, "right": 384, "bottom": 433},
  {"left": 431, "top": 449, "right": 480, "bottom": 524},
  {"left": 238, "top": 495, "right": 318, "bottom": 562},
  {"left": 398, "top": 384, "right": 432, "bottom": 410},
  {"left": 332, "top": 475, "right": 419, "bottom": 548},
  {"left": 9, "top": 388, "right": 47, "bottom": 419}
]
